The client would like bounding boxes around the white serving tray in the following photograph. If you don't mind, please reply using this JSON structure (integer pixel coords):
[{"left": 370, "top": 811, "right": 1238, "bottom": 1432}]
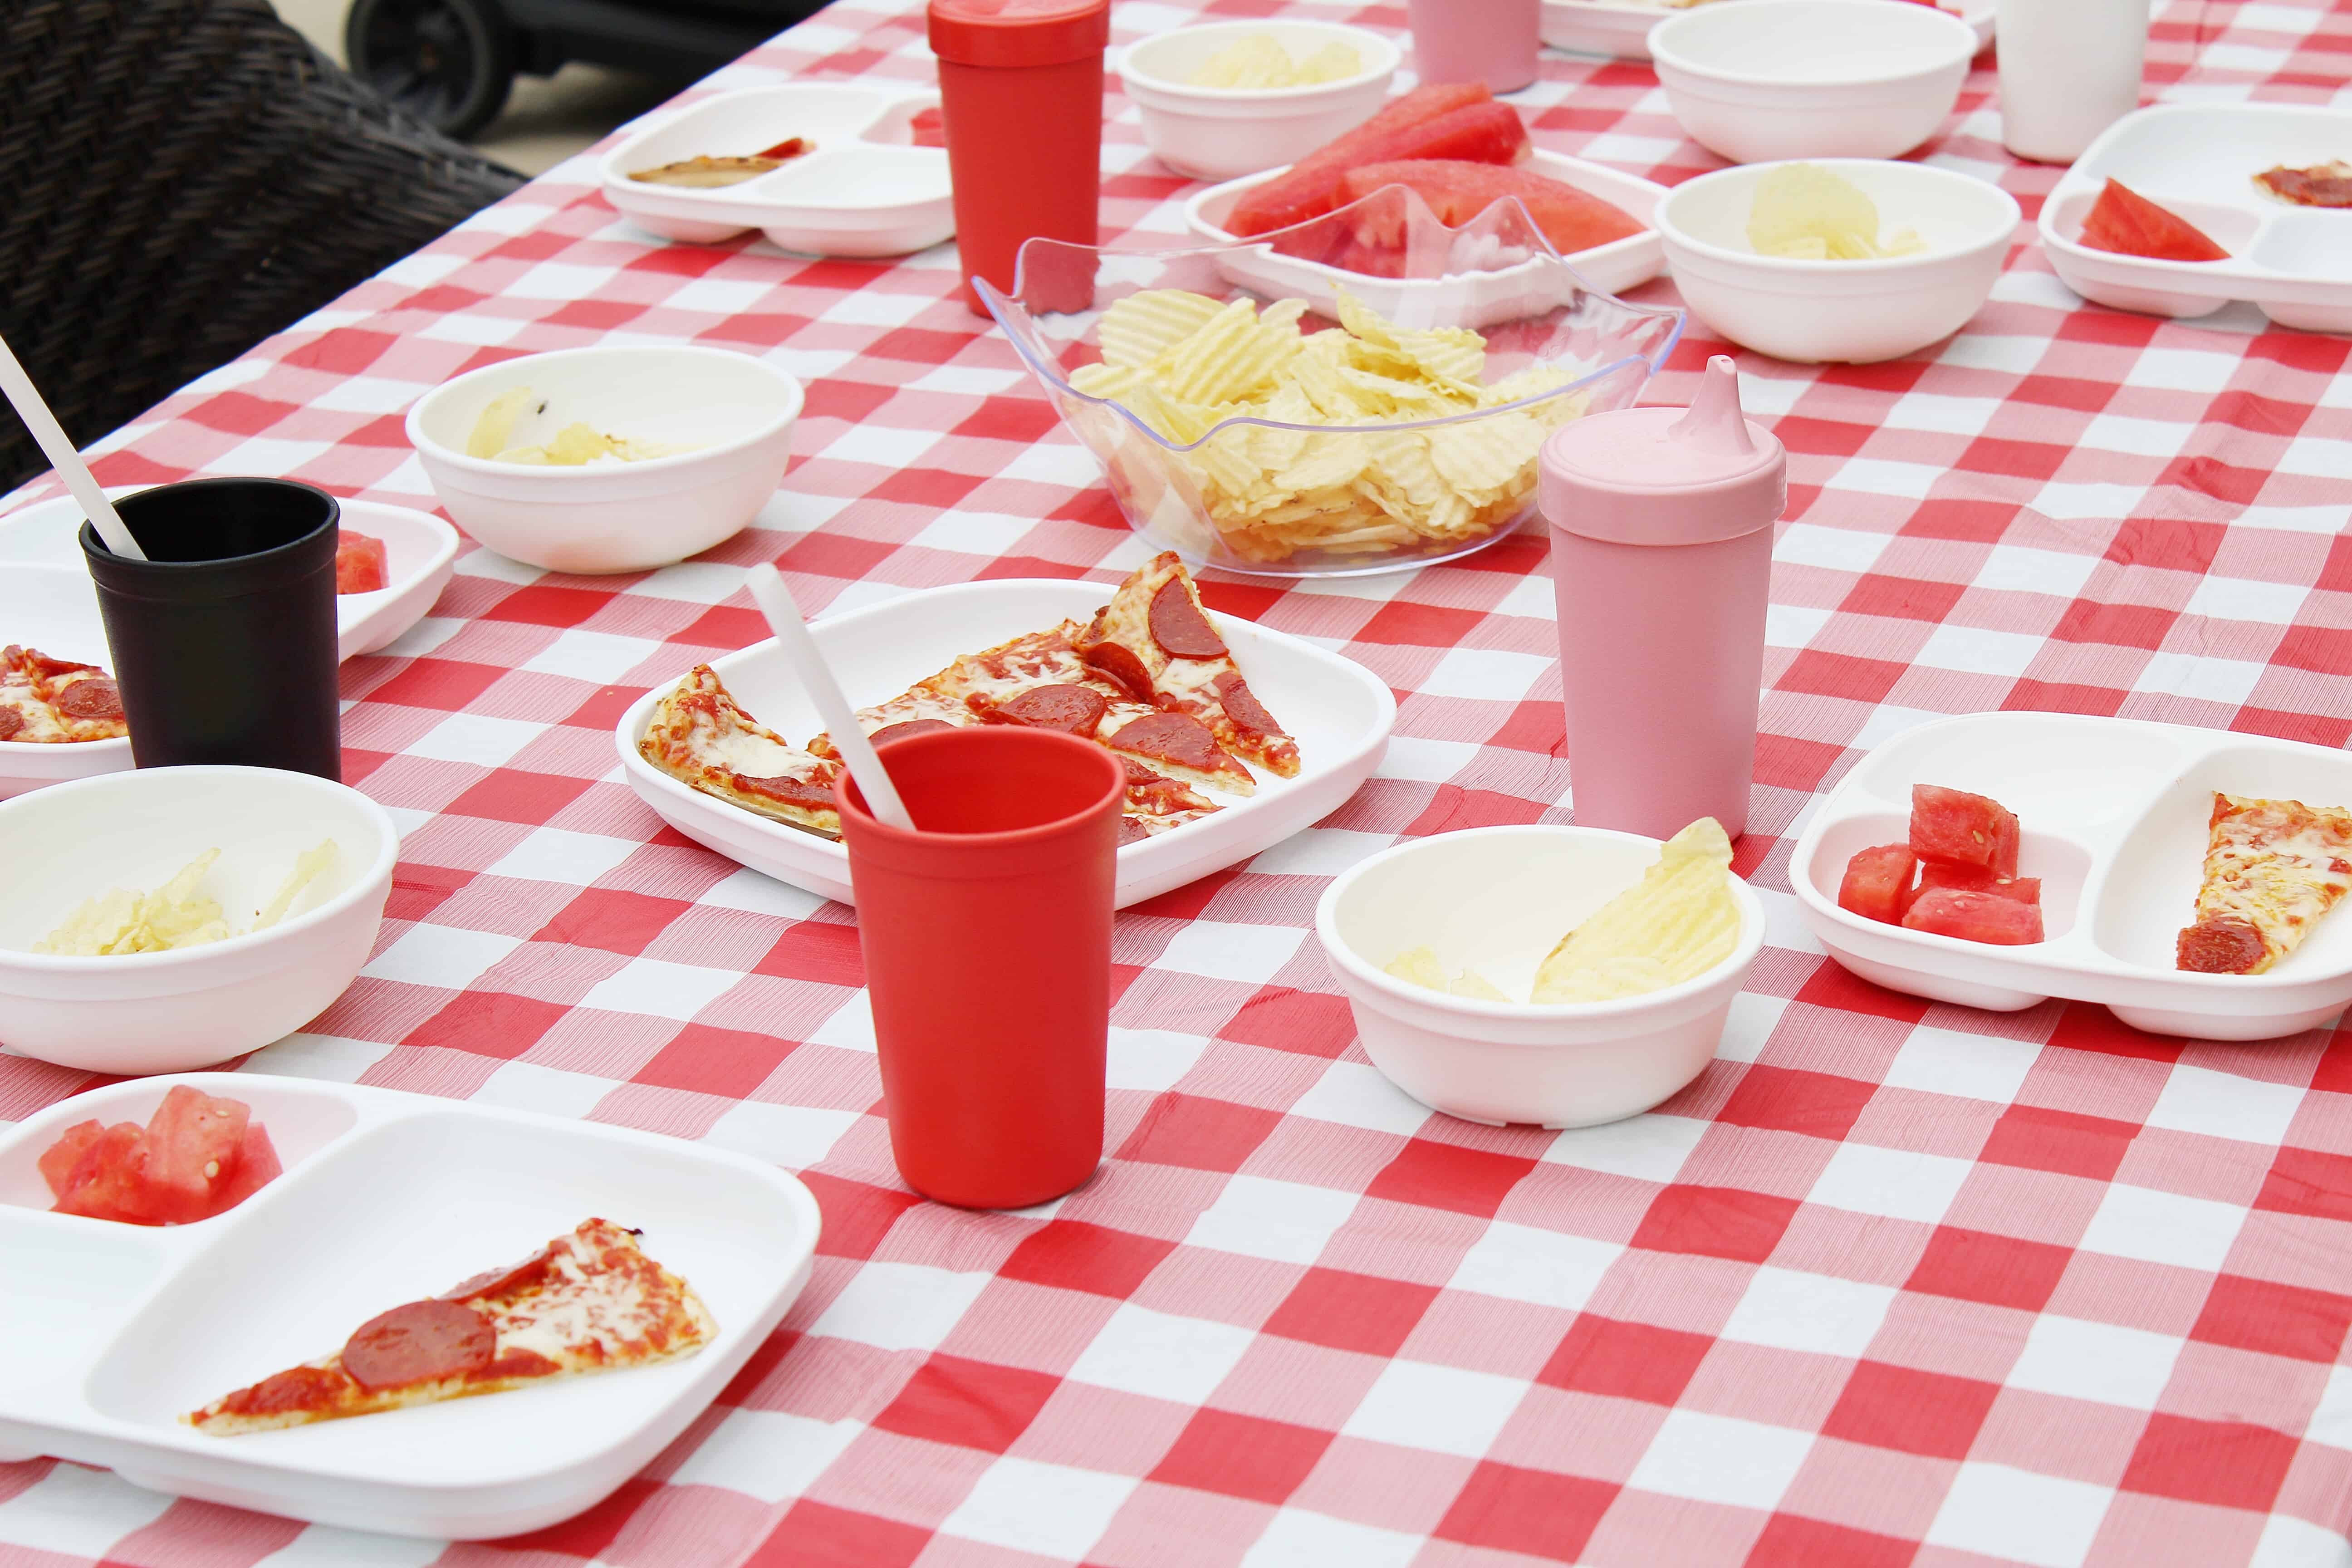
[
  {"left": 2039, "top": 103, "right": 2352, "bottom": 335},
  {"left": 0, "top": 1073, "right": 820, "bottom": 1539},
  {"left": 601, "top": 85, "right": 952, "bottom": 259},
  {"left": 617, "top": 578, "right": 1396, "bottom": 910},
  {"left": 1791, "top": 711, "right": 2352, "bottom": 1040},
  {"left": 1540, "top": 0, "right": 1990, "bottom": 61},
  {"left": 0, "top": 491, "right": 460, "bottom": 798},
  {"left": 1183, "top": 148, "right": 1668, "bottom": 323}
]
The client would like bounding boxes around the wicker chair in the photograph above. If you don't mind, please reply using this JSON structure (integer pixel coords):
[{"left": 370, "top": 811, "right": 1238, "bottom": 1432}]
[{"left": 0, "top": 0, "right": 526, "bottom": 489}]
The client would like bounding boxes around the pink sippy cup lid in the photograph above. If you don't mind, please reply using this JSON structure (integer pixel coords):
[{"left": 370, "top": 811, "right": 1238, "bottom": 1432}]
[{"left": 1539, "top": 355, "right": 1786, "bottom": 547}]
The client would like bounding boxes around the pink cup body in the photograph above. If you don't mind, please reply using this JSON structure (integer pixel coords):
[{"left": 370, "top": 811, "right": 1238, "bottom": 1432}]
[
  {"left": 1549, "top": 524, "right": 1771, "bottom": 840},
  {"left": 838, "top": 727, "right": 1124, "bottom": 1209},
  {"left": 1406, "top": 0, "right": 1540, "bottom": 92}
]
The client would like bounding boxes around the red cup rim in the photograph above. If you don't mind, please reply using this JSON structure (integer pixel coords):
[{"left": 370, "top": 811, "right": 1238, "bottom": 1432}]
[{"left": 837, "top": 726, "right": 1126, "bottom": 847}]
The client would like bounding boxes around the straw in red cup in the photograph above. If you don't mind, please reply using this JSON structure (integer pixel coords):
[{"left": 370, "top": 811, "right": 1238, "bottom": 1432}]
[
  {"left": 838, "top": 725, "right": 1124, "bottom": 1209},
  {"left": 928, "top": 0, "right": 1110, "bottom": 317}
]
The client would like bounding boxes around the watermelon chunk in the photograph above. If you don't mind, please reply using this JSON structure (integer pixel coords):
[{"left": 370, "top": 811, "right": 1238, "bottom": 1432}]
[
  {"left": 1838, "top": 844, "right": 1916, "bottom": 925},
  {"left": 1902, "top": 887, "right": 2045, "bottom": 945},
  {"left": 1225, "top": 83, "right": 1509, "bottom": 237},
  {"left": 205, "top": 1124, "right": 283, "bottom": 1218},
  {"left": 335, "top": 529, "right": 389, "bottom": 594},
  {"left": 144, "top": 1086, "right": 251, "bottom": 1224},
  {"left": 2078, "top": 179, "right": 2229, "bottom": 263},
  {"left": 1333, "top": 160, "right": 1646, "bottom": 260},
  {"left": 1909, "top": 784, "right": 2019, "bottom": 872},
  {"left": 909, "top": 107, "right": 946, "bottom": 148},
  {"left": 52, "top": 1122, "right": 164, "bottom": 1224},
  {"left": 1918, "top": 862, "right": 2039, "bottom": 906},
  {"left": 37, "top": 1120, "right": 103, "bottom": 1198}
]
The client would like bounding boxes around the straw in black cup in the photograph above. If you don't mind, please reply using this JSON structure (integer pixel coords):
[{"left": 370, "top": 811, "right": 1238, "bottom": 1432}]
[{"left": 78, "top": 478, "right": 343, "bottom": 780}]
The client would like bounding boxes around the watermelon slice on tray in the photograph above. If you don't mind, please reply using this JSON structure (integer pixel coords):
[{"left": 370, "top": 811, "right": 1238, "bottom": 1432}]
[
  {"left": 2078, "top": 179, "right": 2230, "bottom": 263},
  {"left": 1333, "top": 161, "right": 1647, "bottom": 263}
]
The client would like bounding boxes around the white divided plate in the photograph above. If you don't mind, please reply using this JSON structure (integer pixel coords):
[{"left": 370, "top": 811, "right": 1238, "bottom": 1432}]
[
  {"left": 2040, "top": 103, "right": 2352, "bottom": 334},
  {"left": 1791, "top": 711, "right": 2352, "bottom": 1041},
  {"left": 1541, "top": 0, "right": 1990, "bottom": 60},
  {"left": 601, "top": 85, "right": 951, "bottom": 259},
  {"left": 1183, "top": 148, "right": 1668, "bottom": 320},
  {"left": 0, "top": 492, "right": 459, "bottom": 798},
  {"left": 0, "top": 1073, "right": 820, "bottom": 1539},
  {"left": 616, "top": 578, "right": 1396, "bottom": 910}
]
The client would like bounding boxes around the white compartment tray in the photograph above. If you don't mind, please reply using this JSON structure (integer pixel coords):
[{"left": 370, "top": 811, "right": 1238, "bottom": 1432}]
[
  {"left": 0, "top": 1073, "right": 821, "bottom": 1539},
  {"left": 2040, "top": 103, "right": 2352, "bottom": 334},
  {"left": 1791, "top": 711, "right": 2352, "bottom": 1041},
  {"left": 601, "top": 85, "right": 952, "bottom": 259},
  {"left": 616, "top": 578, "right": 1396, "bottom": 910},
  {"left": 1184, "top": 148, "right": 1668, "bottom": 323}
]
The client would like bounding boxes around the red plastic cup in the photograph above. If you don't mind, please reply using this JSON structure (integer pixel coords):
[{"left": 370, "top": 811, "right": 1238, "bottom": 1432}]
[
  {"left": 838, "top": 726, "right": 1124, "bottom": 1209},
  {"left": 929, "top": 0, "right": 1109, "bottom": 316}
]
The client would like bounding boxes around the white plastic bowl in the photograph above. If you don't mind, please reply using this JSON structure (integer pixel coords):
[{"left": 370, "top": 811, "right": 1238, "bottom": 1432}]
[
  {"left": 1657, "top": 157, "right": 2019, "bottom": 363},
  {"left": 1651, "top": 0, "right": 1979, "bottom": 164},
  {"left": 1314, "top": 826, "right": 1765, "bottom": 1129},
  {"left": 407, "top": 345, "right": 802, "bottom": 575},
  {"left": 0, "top": 766, "right": 398, "bottom": 1074},
  {"left": 1117, "top": 20, "right": 1400, "bottom": 182}
]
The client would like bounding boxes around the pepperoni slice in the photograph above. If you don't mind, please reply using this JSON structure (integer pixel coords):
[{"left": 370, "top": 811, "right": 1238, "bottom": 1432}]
[
  {"left": 872, "top": 718, "right": 956, "bottom": 746},
  {"left": 1120, "top": 756, "right": 1168, "bottom": 785},
  {"left": 1110, "top": 712, "right": 1224, "bottom": 772},
  {"left": 1117, "top": 817, "right": 1150, "bottom": 846},
  {"left": 54, "top": 678, "right": 122, "bottom": 722},
  {"left": 220, "top": 1363, "right": 350, "bottom": 1418},
  {"left": 2176, "top": 916, "right": 2266, "bottom": 974},
  {"left": 476, "top": 1347, "right": 562, "bottom": 1382},
  {"left": 441, "top": 1243, "right": 558, "bottom": 1303},
  {"left": 22, "top": 650, "right": 98, "bottom": 680},
  {"left": 994, "top": 684, "right": 1107, "bottom": 736},
  {"left": 0, "top": 707, "right": 21, "bottom": 741},
  {"left": 1212, "top": 671, "right": 1284, "bottom": 739},
  {"left": 1149, "top": 579, "right": 1227, "bottom": 659},
  {"left": 736, "top": 772, "right": 835, "bottom": 809},
  {"left": 342, "top": 1299, "right": 495, "bottom": 1392},
  {"left": 1081, "top": 640, "right": 1155, "bottom": 701}
]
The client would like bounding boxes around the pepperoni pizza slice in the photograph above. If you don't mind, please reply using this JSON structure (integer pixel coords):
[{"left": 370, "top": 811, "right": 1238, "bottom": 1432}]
[
  {"left": 0, "top": 645, "right": 127, "bottom": 744},
  {"left": 638, "top": 663, "right": 843, "bottom": 838},
  {"left": 1074, "top": 553, "right": 1301, "bottom": 779},
  {"left": 187, "top": 1219, "right": 715, "bottom": 1436},
  {"left": 2176, "top": 792, "right": 2352, "bottom": 974}
]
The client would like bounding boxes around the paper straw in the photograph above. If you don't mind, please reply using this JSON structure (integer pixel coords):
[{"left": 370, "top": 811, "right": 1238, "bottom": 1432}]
[
  {"left": 0, "top": 330, "right": 145, "bottom": 561},
  {"left": 745, "top": 563, "right": 916, "bottom": 831}
]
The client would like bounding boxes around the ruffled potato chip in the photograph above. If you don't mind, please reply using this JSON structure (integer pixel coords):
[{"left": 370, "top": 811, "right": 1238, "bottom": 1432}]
[
  {"left": 1532, "top": 819, "right": 1741, "bottom": 1004},
  {"left": 1747, "top": 163, "right": 1930, "bottom": 261}
]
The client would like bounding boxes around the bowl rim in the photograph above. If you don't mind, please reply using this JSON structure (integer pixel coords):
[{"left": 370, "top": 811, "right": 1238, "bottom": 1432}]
[
  {"left": 1117, "top": 19, "right": 1401, "bottom": 101},
  {"left": 1649, "top": 0, "right": 1980, "bottom": 88},
  {"left": 405, "top": 344, "right": 805, "bottom": 481},
  {"left": 1655, "top": 157, "right": 2024, "bottom": 274},
  {"left": 976, "top": 215, "right": 1686, "bottom": 456},
  {"left": 1313, "top": 823, "right": 1769, "bottom": 1019},
  {"left": 0, "top": 765, "right": 401, "bottom": 974}
]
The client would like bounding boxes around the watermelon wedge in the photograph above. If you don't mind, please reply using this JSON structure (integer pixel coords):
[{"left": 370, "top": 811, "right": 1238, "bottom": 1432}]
[
  {"left": 1225, "top": 84, "right": 1518, "bottom": 237},
  {"left": 2078, "top": 179, "right": 2229, "bottom": 263},
  {"left": 1332, "top": 161, "right": 1646, "bottom": 261},
  {"left": 1838, "top": 844, "right": 1916, "bottom": 925}
]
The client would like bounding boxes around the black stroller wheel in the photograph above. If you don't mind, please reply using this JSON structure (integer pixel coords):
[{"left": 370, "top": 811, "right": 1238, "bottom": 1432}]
[{"left": 346, "top": 0, "right": 517, "bottom": 140}]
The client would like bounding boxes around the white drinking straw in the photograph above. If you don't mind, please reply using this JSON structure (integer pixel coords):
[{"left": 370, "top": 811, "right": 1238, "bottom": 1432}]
[
  {"left": 0, "top": 330, "right": 146, "bottom": 562},
  {"left": 745, "top": 563, "right": 916, "bottom": 832}
]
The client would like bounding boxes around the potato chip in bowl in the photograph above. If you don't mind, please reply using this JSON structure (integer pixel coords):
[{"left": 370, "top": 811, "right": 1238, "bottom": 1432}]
[{"left": 978, "top": 209, "right": 1683, "bottom": 577}]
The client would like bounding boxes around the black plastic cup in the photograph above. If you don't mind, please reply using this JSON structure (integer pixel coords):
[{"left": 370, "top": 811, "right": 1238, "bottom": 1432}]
[{"left": 78, "top": 478, "right": 342, "bottom": 780}]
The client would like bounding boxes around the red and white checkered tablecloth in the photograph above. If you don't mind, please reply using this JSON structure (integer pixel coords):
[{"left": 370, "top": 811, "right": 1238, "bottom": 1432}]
[{"left": 6, "top": 0, "right": 2352, "bottom": 1563}]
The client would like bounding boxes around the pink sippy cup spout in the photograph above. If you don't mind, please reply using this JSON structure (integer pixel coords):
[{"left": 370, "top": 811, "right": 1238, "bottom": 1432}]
[{"left": 1667, "top": 355, "right": 1755, "bottom": 458}]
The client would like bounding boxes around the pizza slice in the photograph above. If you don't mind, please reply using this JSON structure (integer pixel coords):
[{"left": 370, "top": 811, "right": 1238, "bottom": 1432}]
[
  {"left": 2176, "top": 792, "right": 2352, "bottom": 975},
  {"left": 638, "top": 664, "right": 843, "bottom": 838},
  {"left": 0, "top": 645, "right": 126, "bottom": 744},
  {"left": 1073, "top": 553, "right": 1300, "bottom": 779},
  {"left": 187, "top": 1219, "right": 714, "bottom": 1435}
]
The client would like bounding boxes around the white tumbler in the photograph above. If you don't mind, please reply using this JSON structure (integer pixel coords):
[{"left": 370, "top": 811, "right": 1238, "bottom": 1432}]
[{"left": 1997, "top": 0, "right": 2148, "bottom": 163}]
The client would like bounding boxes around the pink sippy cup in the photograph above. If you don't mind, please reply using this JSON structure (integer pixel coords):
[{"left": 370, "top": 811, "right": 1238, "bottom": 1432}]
[{"left": 1537, "top": 355, "right": 1785, "bottom": 842}]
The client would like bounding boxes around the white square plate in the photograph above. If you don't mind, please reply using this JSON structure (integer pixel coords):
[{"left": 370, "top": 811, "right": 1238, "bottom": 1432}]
[
  {"left": 615, "top": 578, "right": 1396, "bottom": 909},
  {"left": 1791, "top": 711, "right": 2352, "bottom": 1040},
  {"left": 0, "top": 1073, "right": 819, "bottom": 1539}
]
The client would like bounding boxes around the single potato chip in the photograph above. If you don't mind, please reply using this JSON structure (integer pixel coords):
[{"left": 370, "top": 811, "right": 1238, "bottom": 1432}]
[
  {"left": 1532, "top": 819, "right": 1742, "bottom": 1004},
  {"left": 1383, "top": 946, "right": 1510, "bottom": 1000},
  {"left": 1747, "top": 162, "right": 1928, "bottom": 261},
  {"left": 466, "top": 387, "right": 543, "bottom": 459}
]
